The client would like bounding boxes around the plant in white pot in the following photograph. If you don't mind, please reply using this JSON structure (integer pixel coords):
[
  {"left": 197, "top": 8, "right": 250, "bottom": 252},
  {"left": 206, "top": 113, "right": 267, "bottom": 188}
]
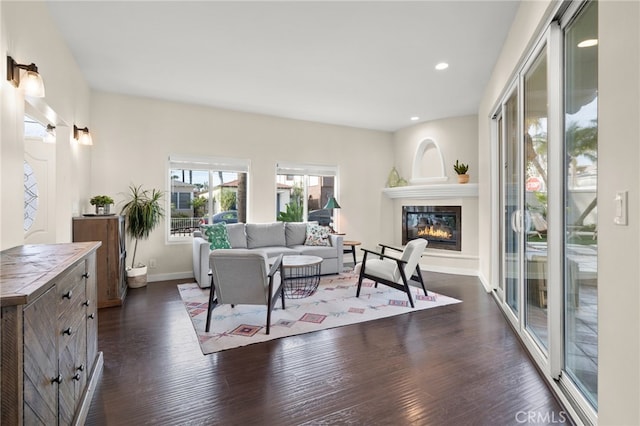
[{"left": 120, "top": 185, "right": 164, "bottom": 288}]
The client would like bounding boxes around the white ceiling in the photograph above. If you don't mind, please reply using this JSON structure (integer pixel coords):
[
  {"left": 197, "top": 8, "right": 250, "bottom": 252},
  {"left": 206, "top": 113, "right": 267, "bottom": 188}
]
[{"left": 46, "top": 1, "right": 520, "bottom": 132}]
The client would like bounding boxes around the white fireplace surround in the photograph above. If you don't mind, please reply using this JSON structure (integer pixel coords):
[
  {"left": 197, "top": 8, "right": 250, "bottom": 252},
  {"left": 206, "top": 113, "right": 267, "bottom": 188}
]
[{"left": 380, "top": 136, "right": 479, "bottom": 276}]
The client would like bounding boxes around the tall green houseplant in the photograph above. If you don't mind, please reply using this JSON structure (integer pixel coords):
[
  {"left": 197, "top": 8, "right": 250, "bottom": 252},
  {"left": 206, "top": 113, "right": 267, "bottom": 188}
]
[{"left": 120, "top": 185, "right": 164, "bottom": 288}]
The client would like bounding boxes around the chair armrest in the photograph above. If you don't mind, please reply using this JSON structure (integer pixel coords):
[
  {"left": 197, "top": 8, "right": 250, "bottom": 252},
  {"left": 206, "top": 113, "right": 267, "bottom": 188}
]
[
  {"left": 360, "top": 247, "right": 408, "bottom": 265},
  {"left": 378, "top": 243, "right": 402, "bottom": 253},
  {"left": 268, "top": 254, "right": 283, "bottom": 277}
]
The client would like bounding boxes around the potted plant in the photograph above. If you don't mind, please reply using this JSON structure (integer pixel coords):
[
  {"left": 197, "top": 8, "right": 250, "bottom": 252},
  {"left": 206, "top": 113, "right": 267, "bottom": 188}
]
[
  {"left": 120, "top": 185, "right": 164, "bottom": 288},
  {"left": 90, "top": 195, "right": 114, "bottom": 214},
  {"left": 453, "top": 160, "right": 470, "bottom": 184}
]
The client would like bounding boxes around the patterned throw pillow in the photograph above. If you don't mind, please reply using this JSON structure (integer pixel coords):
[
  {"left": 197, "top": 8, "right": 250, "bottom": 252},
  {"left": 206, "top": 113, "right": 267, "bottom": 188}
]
[
  {"left": 204, "top": 223, "right": 231, "bottom": 250},
  {"left": 304, "top": 223, "right": 331, "bottom": 246}
]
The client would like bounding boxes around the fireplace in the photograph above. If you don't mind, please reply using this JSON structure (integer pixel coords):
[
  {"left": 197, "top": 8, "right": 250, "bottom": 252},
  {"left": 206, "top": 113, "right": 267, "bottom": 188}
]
[{"left": 402, "top": 206, "right": 461, "bottom": 251}]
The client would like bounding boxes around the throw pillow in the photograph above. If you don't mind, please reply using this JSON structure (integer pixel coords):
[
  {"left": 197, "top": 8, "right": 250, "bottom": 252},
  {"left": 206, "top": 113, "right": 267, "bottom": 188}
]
[
  {"left": 304, "top": 223, "right": 331, "bottom": 246},
  {"left": 204, "top": 223, "right": 231, "bottom": 250}
]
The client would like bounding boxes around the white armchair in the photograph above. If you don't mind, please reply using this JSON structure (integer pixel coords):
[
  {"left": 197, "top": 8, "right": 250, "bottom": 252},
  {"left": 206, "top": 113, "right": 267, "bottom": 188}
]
[
  {"left": 356, "top": 239, "right": 428, "bottom": 308},
  {"left": 205, "top": 251, "right": 285, "bottom": 335}
]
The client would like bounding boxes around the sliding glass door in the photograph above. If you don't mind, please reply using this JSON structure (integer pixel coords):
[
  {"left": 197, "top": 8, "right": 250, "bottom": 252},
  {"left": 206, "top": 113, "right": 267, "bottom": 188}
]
[
  {"left": 494, "top": 1, "right": 598, "bottom": 420},
  {"left": 563, "top": 0, "right": 598, "bottom": 409},
  {"left": 523, "top": 46, "right": 549, "bottom": 352},
  {"left": 501, "top": 89, "right": 520, "bottom": 316}
]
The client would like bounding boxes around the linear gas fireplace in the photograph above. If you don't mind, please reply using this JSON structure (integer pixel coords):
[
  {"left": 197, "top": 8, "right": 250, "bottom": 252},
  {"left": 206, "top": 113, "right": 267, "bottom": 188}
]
[{"left": 402, "top": 205, "right": 461, "bottom": 251}]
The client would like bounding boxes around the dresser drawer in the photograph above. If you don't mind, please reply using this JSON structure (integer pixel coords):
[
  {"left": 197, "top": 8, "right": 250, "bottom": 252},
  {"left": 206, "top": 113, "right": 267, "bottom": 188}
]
[{"left": 56, "top": 260, "right": 87, "bottom": 304}]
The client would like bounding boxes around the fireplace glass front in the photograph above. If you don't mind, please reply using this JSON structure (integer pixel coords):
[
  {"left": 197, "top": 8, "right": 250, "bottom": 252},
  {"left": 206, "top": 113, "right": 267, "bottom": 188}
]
[{"left": 402, "top": 206, "right": 461, "bottom": 251}]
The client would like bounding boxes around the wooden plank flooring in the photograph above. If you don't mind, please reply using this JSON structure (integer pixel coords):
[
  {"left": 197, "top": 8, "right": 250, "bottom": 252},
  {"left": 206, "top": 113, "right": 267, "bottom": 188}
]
[{"left": 86, "top": 271, "right": 571, "bottom": 425}]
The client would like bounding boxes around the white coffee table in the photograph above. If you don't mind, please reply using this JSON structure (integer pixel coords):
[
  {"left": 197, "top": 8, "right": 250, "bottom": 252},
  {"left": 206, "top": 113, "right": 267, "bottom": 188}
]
[{"left": 281, "top": 255, "right": 322, "bottom": 298}]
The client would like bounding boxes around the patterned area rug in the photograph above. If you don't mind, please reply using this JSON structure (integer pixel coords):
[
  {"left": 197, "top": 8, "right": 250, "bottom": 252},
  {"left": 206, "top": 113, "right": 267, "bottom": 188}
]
[{"left": 178, "top": 271, "right": 461, "bottom": 355}]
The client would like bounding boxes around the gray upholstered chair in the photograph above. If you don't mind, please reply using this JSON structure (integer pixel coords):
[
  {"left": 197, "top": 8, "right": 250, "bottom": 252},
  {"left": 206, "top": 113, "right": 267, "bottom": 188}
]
[
  {"left": 205, "top": 250, "right": 284, "bottom": 334},
  {"left": 356, "top": 239, "right": 428, "bottom": 308}
]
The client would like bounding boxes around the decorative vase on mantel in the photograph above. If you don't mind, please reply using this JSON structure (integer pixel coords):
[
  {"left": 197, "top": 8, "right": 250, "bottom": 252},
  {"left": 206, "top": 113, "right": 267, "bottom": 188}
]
[{"left": 457, "top": 174, "right": 470, "bottom": 184}]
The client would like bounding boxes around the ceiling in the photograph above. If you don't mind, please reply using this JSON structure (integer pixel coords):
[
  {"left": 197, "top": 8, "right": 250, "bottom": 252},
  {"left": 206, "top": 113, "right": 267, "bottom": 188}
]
[{"left": 46, "top": 1, "right": 520, "bottom": 132}]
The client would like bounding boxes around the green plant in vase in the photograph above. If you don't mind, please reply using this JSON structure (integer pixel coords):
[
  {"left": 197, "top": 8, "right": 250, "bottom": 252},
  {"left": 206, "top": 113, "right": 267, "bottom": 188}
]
[{"left": 90, "top": 195, "right": 114, "bottom": 214}]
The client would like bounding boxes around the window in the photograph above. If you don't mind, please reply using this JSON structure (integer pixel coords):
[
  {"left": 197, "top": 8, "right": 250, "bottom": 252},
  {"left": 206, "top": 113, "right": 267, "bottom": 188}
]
[
  {"left": 167, "top": 155, "right": 249, "bottom": 240},
  {"left": 275, "top": 163, "right": 339, "bottom": 227}
]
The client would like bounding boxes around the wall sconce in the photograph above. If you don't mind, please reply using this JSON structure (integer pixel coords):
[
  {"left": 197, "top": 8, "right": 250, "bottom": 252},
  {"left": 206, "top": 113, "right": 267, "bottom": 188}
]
[
  {"left": 323, "top": 196, "right": 341, "bottom": 233},
  {"left": 44, "top": 124, "right": 56, "bottom": 144},
  {"left": 74, "top": 125, "right": 93, "bottom": 146},
  {"left": 6, "top": 56, "right": 46, "bottom": 97}
]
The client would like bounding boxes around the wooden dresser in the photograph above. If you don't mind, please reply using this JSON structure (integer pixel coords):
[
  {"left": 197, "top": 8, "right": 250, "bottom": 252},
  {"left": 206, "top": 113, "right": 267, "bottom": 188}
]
[
  {"left": 1, "top": 242, "right": 103, "bottom": 425},
  {"left": 73, "top": 215, "right": 127, "bottom": 308}
]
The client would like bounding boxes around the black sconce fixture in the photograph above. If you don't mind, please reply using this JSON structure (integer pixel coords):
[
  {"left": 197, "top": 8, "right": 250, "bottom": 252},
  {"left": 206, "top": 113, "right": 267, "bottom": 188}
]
[
  {"left": 74, "top": 125, "right": 93, "bottom": 146},
  {"left": 6, "top": 55, "right": 45, "bottom": 97}
]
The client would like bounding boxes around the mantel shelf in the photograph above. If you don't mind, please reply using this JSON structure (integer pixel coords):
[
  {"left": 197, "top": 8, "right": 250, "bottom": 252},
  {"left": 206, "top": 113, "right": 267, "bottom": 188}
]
[{"left": 382, "top": 183, "right": 479, "bottom": 199}]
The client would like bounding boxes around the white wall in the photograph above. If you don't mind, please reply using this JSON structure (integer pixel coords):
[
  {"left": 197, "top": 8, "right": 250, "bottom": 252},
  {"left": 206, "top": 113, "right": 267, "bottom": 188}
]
[
  {"left": 90, "top": 91, "right": 394, "bottom": 280},
  {"left": 477, "top": 1, "right": 640, "bottom": 424},
  {"left": 392, "top": 115, "right": 479, "bottom": 274},
  {"left": 1, "top": 1, "right": 92, "bottom": 250},
  {"left": 597, "top": 2, "right": 640, "bottom": 424}
]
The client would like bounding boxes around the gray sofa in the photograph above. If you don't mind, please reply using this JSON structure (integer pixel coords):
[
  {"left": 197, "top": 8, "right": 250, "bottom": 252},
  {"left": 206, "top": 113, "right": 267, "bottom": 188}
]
[{"left": 192, "top": 222, "right": 344, "bottom": 288}]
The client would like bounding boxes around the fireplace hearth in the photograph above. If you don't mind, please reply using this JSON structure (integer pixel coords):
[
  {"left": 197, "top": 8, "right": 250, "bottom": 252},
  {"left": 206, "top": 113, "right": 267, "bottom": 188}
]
[{"left": 402, "top": 206, "right": 461, "bottom": 251}]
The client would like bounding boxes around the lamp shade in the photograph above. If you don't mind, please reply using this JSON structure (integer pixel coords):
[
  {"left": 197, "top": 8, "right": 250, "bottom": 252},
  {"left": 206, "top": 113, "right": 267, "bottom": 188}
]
[
  {"left": 22, "top": 70, "right": 45, "bottom": 98},
  {"left": 324, "top": 197, "right": 341, "bottom": 209}
]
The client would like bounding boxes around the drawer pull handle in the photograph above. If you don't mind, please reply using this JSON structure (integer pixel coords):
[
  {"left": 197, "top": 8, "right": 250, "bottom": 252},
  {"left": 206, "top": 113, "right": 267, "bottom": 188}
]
[
  {"left": 63, "top": 327, "right": 73, "bottom": 336},
  {"left": 62, "top": 290, "right": 72, "bottom": 299},
  {"left": 77, "top": 364, "right": 85, "bottom": 372},
  {"left": 88, "top": 313, "right": 95, "bottom": 320},
  {"left": 83, "top": 300, "right": 90, "bottom": 307},
  {"left": 51, "top": 375, "right": 62, "bottom": 384},
  {"left": 72, "top": 373, "right": 81, "bottom": 381},
  {"left": 82, "top": 272, "right": 90, "bottom": 279}
]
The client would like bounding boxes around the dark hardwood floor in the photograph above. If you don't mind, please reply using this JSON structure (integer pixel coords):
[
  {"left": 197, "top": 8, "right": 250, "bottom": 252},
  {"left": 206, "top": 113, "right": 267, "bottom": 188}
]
[{"left": 86, "top": 271, "right": 570, "bottom": 425}]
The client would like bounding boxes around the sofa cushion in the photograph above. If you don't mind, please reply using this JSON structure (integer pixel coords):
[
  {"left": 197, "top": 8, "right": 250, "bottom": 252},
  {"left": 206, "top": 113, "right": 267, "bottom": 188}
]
[
  {"left": 285, "top": 222, "right": 307, "bottom": 246},
  {"left": 254, "top": 246, "right": 300, "bottom": 258},
  {"left": 226, "top": 223, "right": 247, "bottom": 248},
  {"left": 246, "top": 222, "right": 286, "bottom": 249},
  {"left": 305, "top": 223, "right": 331, "bottom": 246},
  {"left": 203, "top": 223, "right": 231, "bottom": 250},
  {"left": 293, "top": 245, "right": 338, "bottom": 258}
]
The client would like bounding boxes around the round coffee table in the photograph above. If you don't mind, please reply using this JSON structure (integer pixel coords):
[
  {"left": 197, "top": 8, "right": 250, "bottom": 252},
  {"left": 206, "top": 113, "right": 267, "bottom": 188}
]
[{"left": 281, "top": 255, "right": 322, "bottom": 298}]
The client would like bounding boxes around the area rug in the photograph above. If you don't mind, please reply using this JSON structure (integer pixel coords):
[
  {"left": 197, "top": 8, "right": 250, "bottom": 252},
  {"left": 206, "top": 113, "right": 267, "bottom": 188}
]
[{"left": 178, "top": 271, "right": 461, "bottom": 355}]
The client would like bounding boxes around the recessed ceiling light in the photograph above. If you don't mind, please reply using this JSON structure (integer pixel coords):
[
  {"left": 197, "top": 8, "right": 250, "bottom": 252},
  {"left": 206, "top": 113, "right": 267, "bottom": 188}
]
[
  {"left": 577, "top": 39, "right": 598, "bottom": 48},
  {"left": 435, "top": 62, "right": 449, "bottom": 71},
  {"left": 410, "top": 116, "right": 420, "bottom": 121}
]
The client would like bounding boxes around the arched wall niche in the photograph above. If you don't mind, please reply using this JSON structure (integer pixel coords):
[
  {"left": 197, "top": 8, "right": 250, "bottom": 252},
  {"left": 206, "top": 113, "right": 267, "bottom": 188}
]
[{"left": 410, "top": 138, "right": 448, "bottom": 184}]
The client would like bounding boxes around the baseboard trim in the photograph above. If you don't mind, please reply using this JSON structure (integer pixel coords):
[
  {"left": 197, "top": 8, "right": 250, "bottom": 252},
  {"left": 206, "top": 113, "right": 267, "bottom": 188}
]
[
  {"left": 476, "top": 271, "right": 492, "bottom": 292},
  {"left": 148, "top": 271, "right": 194, "bottom": 283},
  {"left": 421, "top": 264, "right": 479, "bottom": 277}
]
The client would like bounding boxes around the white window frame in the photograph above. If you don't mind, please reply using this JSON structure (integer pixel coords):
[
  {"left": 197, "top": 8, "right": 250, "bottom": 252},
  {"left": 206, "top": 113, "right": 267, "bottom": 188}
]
[
  {"left": 275, "top": 162, "right": 340, "bottom": 224},
  {"left": 167, "top": 155, "right": 250, "bottom": 243}
]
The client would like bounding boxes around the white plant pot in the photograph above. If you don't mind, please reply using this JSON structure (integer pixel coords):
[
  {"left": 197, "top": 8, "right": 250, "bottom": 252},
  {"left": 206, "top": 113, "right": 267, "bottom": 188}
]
[{"left": 126, "top": 265, "right": 148, "bottom": 288}]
